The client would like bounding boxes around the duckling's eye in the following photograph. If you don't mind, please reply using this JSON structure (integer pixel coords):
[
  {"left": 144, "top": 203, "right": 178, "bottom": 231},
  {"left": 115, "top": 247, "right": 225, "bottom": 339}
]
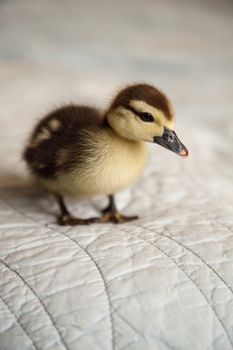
[{"left": 139, "top": 112, "right": 154, "bottom": 122}]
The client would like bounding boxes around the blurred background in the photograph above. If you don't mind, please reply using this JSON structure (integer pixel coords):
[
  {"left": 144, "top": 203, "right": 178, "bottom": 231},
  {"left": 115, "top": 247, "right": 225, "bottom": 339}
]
[{"left": 0, "top": 0, "right": 232, "bottom": 184}]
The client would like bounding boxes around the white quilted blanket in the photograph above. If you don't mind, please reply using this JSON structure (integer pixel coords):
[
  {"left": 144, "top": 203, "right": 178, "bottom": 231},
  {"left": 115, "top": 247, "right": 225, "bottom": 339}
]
[
  {"left": 1, "top": 118, "right": 233, "bottom": 350},
  {"left": 0, "top": 0, "right": 233, "bottom": 349}
]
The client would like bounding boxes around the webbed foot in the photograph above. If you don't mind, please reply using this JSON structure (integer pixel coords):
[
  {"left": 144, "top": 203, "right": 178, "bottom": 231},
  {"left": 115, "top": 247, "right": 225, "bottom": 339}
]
[
  {"left": 101, "top": 212, "right": 138, "bottom": 224},
  {"left": 57, "top": 215, "right": 100, "bottom": 226}
]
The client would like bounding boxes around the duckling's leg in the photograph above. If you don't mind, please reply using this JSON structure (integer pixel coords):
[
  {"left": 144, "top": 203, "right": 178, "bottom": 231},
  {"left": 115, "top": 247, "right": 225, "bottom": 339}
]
[
  {"left": 54, "top": 194, "right": 99, "bottom": 226},
  {"left": 101, "top": 195, "right": 138, "bottom": 223}
]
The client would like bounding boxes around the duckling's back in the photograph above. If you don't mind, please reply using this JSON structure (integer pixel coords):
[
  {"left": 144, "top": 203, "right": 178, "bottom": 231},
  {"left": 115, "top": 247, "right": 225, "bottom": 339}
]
[{"left": 23, "top": 105, "right": 103, "bottom": 179}]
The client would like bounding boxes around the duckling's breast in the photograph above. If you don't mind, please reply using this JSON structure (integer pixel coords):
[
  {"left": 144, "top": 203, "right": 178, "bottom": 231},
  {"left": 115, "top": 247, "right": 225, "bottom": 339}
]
[{"left": 41, "top": 129, "right": 148, "bottom": 198}]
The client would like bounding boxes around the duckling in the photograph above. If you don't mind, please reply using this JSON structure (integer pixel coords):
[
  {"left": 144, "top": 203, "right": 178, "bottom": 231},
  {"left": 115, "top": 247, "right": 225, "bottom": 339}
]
[{"left": 23, "top": 84, "right": 188, "bottom": 225}]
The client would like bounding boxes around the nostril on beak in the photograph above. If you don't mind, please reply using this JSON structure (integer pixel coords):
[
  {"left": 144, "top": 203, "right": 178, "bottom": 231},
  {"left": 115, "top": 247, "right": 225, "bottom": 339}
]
[
  {"left": 168, "top": 133, "right": 175, "bottom": 143},
  {"left": 164, "top": 129, "right": 175, "bottom": 143}
]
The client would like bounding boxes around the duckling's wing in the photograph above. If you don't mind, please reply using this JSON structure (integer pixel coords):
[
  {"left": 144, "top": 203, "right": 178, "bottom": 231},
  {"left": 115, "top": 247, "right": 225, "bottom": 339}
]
[{"left": 23, "top": 105, "right": 103, "bottom": 179}]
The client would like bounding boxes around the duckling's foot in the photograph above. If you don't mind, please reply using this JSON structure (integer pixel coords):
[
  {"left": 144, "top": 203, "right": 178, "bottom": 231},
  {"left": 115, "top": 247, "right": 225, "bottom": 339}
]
[
  {"left": 101, "top": 212, "right": 138, "bottom": 224},
  {"left": 57, "top": 215, "right": 99, "bottom": 226},
  {"left": 54, "top": 193, "right": 99, "bottom": 226},
  {"left": 101, "top": 195, "right": 138, "bottom": 223}
]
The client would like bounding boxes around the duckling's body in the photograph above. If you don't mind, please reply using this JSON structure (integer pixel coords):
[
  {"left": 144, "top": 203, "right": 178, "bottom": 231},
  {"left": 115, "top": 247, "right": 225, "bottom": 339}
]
[
  {"left": 24, "top": 84, "right": 188, "bottom": 225},
  {"left": 25, "top": 105, "right": 147, "bottom": 197}
]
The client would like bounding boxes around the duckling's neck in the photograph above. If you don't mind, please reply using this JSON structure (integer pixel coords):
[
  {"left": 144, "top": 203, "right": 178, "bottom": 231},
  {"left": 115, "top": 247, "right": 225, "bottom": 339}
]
[
  {"left": 86, "top": 124, "right": 148, "bottom": 195},
  {"left": 102, "top": 113, "right": 149, "bottom": 167},
  {"left": 103, "top": 112, "right": 139, "bottom": 146},
  {"left": 104, "top": 121, "right": 144, "bottom": 150}
]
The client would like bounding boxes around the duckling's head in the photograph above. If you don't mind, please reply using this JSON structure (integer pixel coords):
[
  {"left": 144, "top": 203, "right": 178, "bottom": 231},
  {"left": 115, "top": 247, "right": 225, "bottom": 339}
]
[{"left": 107, "top": 84, "right": 188, "bottom": 157}]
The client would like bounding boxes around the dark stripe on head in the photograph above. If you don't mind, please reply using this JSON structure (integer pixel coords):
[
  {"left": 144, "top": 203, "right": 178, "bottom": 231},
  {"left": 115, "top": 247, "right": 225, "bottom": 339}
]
[{"left": 110, "top": 84, "right": 173, "bottom": 120}]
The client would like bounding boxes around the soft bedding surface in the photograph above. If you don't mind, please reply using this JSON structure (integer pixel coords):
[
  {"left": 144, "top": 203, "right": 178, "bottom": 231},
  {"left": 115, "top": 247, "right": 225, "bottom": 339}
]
[
  {"left": 0, "top": 119, "right": 233, "bottom": 350},
  {"left": 0, "top": 120, "right": 233, "bottom": 350},
  {"left": 0, "top": 1, "right": 233, "bottom": 349}
]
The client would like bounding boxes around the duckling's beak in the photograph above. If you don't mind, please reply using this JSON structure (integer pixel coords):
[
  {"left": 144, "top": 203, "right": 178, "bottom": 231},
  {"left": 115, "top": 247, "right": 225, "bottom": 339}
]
[{"left": 153, "top": 127, "right": 188, "bottom": 157}]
